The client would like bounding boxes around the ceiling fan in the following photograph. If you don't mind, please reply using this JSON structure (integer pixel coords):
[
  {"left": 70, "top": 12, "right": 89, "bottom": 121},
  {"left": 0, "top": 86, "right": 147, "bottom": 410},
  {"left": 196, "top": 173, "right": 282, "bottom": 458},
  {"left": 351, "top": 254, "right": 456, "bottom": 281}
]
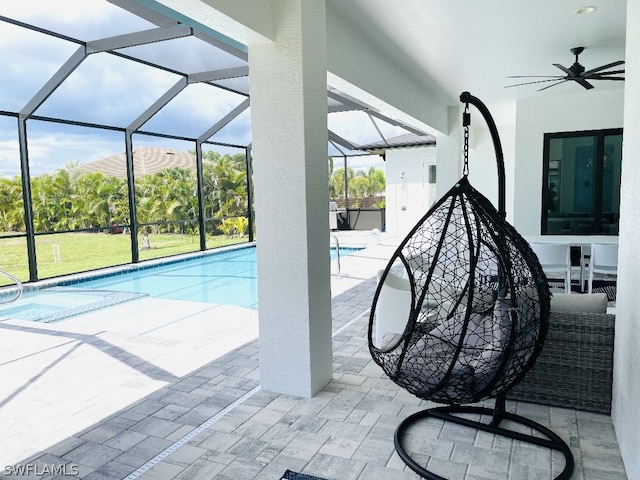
[{"left": 505, "top": 47, "right": 625, "bottom": 91}]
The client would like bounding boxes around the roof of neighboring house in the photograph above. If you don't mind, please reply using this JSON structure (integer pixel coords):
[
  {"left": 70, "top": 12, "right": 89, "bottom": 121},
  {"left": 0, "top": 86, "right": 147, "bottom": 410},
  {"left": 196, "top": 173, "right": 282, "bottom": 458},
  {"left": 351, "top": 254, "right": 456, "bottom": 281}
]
[
  {"left": 357, "top": 133, "right": 436, "bottom": 153},
  {"left": 67, "top": 146, "right": 196, "bottom": 178}
]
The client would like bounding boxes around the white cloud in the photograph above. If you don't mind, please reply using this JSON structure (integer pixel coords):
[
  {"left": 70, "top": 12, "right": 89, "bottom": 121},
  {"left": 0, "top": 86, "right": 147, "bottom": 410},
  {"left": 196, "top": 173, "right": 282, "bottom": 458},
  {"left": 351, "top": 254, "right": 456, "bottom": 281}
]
[
  {"left": 0, "top": 139, "right": 21, "bottom": 177},
  {"left": 2, "top": 0, "right": 151, "bottom": 39},
  {"left": 21, "top": 129, "right": 126, "bottom": 176}
]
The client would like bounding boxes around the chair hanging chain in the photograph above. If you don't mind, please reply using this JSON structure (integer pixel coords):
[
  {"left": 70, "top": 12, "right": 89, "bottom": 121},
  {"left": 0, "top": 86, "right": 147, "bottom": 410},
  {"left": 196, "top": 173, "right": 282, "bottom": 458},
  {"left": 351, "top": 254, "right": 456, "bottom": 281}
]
[{"left": 463, "top": 102, "right": 471, "bottom": 176}]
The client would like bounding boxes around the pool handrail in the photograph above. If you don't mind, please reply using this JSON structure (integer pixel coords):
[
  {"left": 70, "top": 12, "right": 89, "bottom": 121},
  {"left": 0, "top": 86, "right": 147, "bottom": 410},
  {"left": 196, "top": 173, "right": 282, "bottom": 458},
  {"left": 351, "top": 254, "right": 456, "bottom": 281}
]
[
  {"left": 330, "top": 234, "right": 341, "bottom": 278},
  {"left": 0, "top": 269, "right": 23, "bottom": 305}
]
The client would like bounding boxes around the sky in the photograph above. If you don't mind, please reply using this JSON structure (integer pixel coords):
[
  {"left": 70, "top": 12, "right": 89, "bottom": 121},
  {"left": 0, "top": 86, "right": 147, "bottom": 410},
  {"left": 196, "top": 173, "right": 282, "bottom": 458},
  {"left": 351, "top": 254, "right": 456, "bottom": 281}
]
[{"left": 0, "top": 0, "right": 399, "bottom": 178}]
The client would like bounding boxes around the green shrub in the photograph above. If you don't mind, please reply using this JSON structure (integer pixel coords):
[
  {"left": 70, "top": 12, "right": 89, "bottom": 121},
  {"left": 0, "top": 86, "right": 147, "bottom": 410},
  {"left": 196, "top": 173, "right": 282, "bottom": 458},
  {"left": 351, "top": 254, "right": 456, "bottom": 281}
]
[{"left": 220, "top": 217, "right": 248, "bottom": 237}]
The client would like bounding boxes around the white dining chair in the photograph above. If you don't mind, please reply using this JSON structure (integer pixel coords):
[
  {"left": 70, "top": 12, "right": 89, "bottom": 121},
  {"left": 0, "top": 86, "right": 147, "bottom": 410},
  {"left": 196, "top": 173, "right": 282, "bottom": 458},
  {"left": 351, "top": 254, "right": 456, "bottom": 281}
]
[
  {"left": 587, "top": 244, "right": 619, "bottom": 294},
  {"left": 529, "top": 242, "right": 572, "bottom": 293}
]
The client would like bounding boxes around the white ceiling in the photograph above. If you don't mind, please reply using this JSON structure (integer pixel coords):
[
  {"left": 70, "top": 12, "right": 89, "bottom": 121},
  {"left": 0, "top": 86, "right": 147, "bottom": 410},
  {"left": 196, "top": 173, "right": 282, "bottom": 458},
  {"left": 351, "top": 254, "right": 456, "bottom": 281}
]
[{"left": 329, "top": 0, "right": 627, "bottom": 105}]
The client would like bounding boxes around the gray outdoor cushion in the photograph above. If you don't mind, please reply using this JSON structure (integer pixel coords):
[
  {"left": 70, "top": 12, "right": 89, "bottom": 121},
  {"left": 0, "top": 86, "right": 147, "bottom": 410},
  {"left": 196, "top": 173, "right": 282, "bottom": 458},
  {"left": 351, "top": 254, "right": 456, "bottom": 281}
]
[
  {"left": 399, "top": 299, "right": 516, "bottom": 397},
  {"left": 550, "top": 293, "right": 608, "bottom": 313}
]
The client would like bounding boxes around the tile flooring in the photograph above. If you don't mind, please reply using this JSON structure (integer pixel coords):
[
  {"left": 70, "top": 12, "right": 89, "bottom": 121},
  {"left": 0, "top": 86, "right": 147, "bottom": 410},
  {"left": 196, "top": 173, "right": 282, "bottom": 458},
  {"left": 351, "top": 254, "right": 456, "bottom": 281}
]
[{"left": 0, "top": 235, "right": 627, "bottom": 479}]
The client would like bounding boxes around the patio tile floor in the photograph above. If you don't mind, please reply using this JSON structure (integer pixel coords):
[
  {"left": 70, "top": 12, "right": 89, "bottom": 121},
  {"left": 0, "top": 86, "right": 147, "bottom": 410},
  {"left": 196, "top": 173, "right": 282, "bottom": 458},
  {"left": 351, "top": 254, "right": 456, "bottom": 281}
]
[{"left": 0, "top": 234, "right": 627, "bottom": 479}]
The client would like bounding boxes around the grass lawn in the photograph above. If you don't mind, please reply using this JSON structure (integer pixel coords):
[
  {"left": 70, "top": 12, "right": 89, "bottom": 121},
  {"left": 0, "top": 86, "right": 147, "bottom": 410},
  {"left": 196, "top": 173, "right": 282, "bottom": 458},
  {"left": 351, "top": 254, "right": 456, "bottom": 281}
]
[{"left": 0, "top": 232, "right": 249, "bottom": 286}]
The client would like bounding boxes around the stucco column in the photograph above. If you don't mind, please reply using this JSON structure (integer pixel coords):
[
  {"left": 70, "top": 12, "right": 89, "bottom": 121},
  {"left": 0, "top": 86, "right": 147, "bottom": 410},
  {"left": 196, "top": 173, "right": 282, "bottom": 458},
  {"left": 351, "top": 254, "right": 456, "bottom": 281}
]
[
  {"left": 248, "top": 0, "right": 332, "bottom": 397},
  {"left": 613, "top": 1, "right": 640, "bottom": 477}
]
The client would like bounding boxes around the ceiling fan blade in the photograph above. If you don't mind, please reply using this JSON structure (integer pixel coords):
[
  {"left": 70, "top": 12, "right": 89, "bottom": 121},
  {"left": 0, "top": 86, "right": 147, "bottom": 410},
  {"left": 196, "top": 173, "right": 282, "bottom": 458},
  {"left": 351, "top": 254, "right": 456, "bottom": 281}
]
[
  {"left": 537, "top": 79, "right": 569, "bottom": 91},
  {"left": 506, "top": 75, "right": 564, "bottom": 79},
  {"left": 588, "top": 76, "right": 625, "bottom": 81},
  {"left": 504, "top": 78, "right": 567, "bottom": 88},
  {"left": 583, "top": 60, "right": 625, "bottom": 76},
  {"left": 574, "top": 77, "right": 594, "bottom": 90},
  {"left": 586, "top": 69, "right": 625, "bottom": 77},
  {"left": 553, "top": 63, "right": 574, "bottom": 76}
]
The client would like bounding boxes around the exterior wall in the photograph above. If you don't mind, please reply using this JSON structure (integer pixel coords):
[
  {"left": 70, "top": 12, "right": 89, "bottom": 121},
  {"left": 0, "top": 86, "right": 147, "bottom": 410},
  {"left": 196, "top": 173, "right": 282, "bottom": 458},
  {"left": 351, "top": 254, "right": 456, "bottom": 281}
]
[
  {"left": 434, "top": 103, "right": 517, "bottom": 223},
  {"left": 513, "top": 89, "right": 624, "bottom": 236},
  {"left": 385, "top": 146, "right": 436, "bottom": 237},
  {"left": 438, "top": 93, "right": 624, "bottom": 230},
  {"left": 614, "top": 2, "right": 640, "bottom": 478},
  {"left": 467, "top": 102, "right": 517, "bottom": 221},
  {"left": 434, "top": 106, "right": 463, "bottom": 206}
]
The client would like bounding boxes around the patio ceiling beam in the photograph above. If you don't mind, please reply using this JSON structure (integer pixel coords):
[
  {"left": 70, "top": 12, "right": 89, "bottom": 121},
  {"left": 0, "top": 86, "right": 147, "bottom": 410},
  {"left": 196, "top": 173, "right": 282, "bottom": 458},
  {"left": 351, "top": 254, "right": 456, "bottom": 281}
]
[
  {"left": 127, "top": 78, "right": 188, "bottom": 133},
  {"left": 198, "top": 97, "right": 250, "bottom": 143},
  {"left": 20, "top": 46, "right": 87, "bottom": 118},
  {"left": 86, "top": 24, "right": 192, "bottom": 53},
  {"left": 328, "top": 130, "right": 359, "bottom": 151},
  {"left": 368, "top": 114, "right": 388, "bottom": 145},
  {"left": 329, "top": 89, "right": 428, "bottom": 136},
  {"left": 110, "top": 0, "right": 247, "bottom": 61},
  {"left": 193, "top": 30, "right": 248, "bottom": 62},
  {"left": 328, "top": 139, "right": 347, "bottom": 156},
  {"left": 107, "top": 0, "right": 181, "bottom": 28},
  {"left": 327, "top": 103, "right": 358, "bottom": 114},
  {"left": 327, "top": 90, "right": 368, "bottom": 111},
  {"left": 367, "top": 109, "right": 427, "bottom": 137},
  {"left": 188, "top": 66, "right": 249, "bottom": 84},
  {"left": 0, "top": 15, "right": 82, "bottom": 45}
]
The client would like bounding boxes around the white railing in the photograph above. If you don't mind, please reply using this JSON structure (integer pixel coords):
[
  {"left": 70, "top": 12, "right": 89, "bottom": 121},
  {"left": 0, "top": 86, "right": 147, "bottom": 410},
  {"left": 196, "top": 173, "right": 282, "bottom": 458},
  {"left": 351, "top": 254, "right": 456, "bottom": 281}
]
[
  {"left": 330, "top": 234, "right": 341, "bottom": 278},
  {"left": 0, "top": 269, "right": 23, "bottom": 305}
]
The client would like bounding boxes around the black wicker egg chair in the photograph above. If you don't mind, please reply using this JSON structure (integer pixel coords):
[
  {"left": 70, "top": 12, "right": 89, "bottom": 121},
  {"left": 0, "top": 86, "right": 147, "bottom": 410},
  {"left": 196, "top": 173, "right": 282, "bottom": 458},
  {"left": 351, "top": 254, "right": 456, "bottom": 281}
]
[{"left": 368, "top": 92, "right": 574, "bottom": 480}]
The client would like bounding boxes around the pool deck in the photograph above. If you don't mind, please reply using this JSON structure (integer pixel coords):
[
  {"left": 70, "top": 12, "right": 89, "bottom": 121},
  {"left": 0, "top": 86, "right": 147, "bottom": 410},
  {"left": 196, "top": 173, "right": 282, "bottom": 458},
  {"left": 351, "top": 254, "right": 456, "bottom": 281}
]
[{"left": 0, "top": 231, "right": 627, "bottom": 479}]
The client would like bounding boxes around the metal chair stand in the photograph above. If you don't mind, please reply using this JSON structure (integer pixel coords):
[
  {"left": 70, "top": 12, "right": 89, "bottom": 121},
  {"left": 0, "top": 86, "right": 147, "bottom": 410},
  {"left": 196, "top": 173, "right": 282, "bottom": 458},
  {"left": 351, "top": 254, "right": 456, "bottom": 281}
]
[{"left": 394, "top": 394, "right": 574, "bottom": 480}]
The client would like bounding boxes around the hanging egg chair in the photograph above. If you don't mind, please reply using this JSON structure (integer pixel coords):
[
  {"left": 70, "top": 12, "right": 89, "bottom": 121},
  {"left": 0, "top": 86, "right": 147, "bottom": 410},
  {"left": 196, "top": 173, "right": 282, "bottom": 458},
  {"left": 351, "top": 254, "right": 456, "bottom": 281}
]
[{"left": 368, "top": 92, "right": 574, "bottom": 480}]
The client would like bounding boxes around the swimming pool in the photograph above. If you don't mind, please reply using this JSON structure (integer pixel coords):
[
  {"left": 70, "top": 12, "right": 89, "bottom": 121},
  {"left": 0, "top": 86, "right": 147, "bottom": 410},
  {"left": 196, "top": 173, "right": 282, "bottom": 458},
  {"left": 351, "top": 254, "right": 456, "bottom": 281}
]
[{"left": 0, "top": 244, "right": 363, "bottom": 323}]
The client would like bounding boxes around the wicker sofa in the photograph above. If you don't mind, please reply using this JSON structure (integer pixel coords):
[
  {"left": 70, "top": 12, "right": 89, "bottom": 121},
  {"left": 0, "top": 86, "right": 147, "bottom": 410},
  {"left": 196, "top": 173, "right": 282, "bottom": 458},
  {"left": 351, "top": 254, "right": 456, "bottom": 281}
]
[{"left": 507, "top": 293, "right": 615, "bottom": 414}]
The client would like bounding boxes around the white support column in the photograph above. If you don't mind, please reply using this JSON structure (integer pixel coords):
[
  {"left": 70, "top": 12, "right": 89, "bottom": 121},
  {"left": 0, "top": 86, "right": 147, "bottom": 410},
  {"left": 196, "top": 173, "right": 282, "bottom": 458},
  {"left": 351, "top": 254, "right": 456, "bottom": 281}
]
[
  {"left": 613, "top": 1, "right": 640, "bottom": 477},
  {"left": 248, "top": 0, "right": 332, "bottom": 397}
]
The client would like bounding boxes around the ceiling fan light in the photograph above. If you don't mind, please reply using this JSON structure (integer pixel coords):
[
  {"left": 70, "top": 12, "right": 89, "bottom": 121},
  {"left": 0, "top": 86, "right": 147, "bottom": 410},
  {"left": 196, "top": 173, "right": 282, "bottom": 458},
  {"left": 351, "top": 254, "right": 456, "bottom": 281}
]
[{"left": 576, "top": 6, "right": 597, "bottom": 14}]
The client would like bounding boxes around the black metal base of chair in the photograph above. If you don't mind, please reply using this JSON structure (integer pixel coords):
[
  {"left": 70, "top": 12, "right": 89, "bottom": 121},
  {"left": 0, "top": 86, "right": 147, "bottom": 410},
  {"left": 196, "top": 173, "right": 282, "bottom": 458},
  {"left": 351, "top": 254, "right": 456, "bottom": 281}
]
[{"left": 394, "top": 399, "right": 574, "bottom": 480}]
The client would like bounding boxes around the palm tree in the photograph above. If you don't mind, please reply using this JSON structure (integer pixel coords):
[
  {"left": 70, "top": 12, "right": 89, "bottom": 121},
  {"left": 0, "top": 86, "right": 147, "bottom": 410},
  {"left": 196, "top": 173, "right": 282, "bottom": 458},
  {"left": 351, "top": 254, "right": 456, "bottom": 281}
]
[
  {"left": 330, "top": 166, "right": 354, "bottom": 201},
  {"left": 349, "top": 176, "right": 369, "bottom": 198},
  {"left": 205, "top": 154, "right": 248, "bottom": 220},
  {"left": 75, "top": 172, "right": 108, "bottom": 228},
  {"left": 0, "top": 176, "right": 24, "bottom": 232},
  {"left": 31, "top": 173, "right": 68, "bottom": 231},
  {"left": 328, "top": 157, "right": 335, "bottom": 198},
  {"left": 356, "top": 166, "right": 386, "bottom": 196},
  {"left": 104, "top": 176, "right": 130, "bottom": 226}
]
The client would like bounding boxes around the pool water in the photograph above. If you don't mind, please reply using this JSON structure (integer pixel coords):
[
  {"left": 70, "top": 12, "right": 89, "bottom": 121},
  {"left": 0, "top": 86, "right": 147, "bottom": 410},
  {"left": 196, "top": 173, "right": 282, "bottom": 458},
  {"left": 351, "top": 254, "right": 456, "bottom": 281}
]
[
  {"left": 0, "top": 289, "right": 147, "bottom": 323},
  {"left": 0, "top": 245, "right": 362, "bottom": 323},
  {"left": 78, "top": 247, "right": 259, "bottom": 308}
]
